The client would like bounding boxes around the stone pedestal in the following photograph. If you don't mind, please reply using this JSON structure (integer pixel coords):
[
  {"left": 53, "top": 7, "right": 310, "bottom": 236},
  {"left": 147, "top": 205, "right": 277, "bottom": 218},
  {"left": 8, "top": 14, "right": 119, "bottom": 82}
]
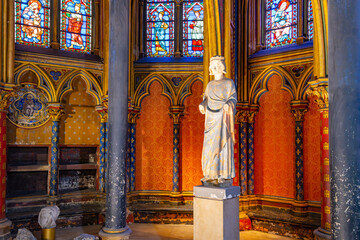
[{"left": 194, "top": 186, "right": 240, "bottom": 240}]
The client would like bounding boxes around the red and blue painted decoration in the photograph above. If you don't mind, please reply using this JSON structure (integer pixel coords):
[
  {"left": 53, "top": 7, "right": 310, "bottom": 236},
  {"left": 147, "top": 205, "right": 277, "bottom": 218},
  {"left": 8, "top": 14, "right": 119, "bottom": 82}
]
[
  {"left": 172, "top": 123, "right": 180, "bottom": 192},
  {"left": 50, "top": 120, "right": 59, "bottom": 196},
  {"left": 99, "top": 121, "right": 106, "bottom": 192},
  {"left": 295, "top": 120, "right": 304, "bottom": 201},
  {"left": 240, "top": 121, "right": 248, "bottom": 196},
  {"left": 130, "top": 123, "right": 136, "bottom": 192},
  {"left": 247, "top": 122, "right": 255, "bottom": 195}
]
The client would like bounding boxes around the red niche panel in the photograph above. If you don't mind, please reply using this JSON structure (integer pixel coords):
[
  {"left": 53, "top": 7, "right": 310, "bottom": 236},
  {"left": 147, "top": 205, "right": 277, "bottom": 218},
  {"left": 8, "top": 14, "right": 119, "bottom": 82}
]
[
  {"left": 136, "top": 81, "right": 173, "bottom": 191},
  {"left": 254, "top": 75, "right": 295, "bottom": 198},
  {"left": 181, "top": 81, "right": 204, "bottom": 191}
]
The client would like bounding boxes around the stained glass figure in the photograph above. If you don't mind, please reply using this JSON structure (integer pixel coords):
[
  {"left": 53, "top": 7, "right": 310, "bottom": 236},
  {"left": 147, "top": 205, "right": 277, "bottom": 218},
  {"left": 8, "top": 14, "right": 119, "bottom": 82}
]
[
  {"left": 146, "top": 0, "right": 175, "bottom": 57},
  {"left": 15, "top": 0, "right": 50, "bottom": 47},
  {"left": 183, "top": 1, "right": 204, "bottom": 57},
  {"left": 60, "top": 0, "right": 92, "bottom": 53},
  {"left": 265, "top": 0, "right": 298, "bottom": 48},
  {"left": 308, "top": 0, "right": 313, "bottom": 40}
]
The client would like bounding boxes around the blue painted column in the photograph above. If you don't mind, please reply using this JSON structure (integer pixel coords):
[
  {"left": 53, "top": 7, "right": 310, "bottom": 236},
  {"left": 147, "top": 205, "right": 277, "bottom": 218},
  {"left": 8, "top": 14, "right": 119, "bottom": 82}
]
[
  {"left": 236, "top": 111, "right": 248, "bottom": 196},
  {"left": 128, "top": 110, "right": 140, "bottom": 192},
  {"left": 169, "top": 107, "right": 184, "bottom": 194},
  {"left": 99, "top": 0, "right": 131, "bottom": 238},
  {"left": 47, "top": 104, "right": 65, "bottom": 197},
  {"left": 96, "top": 105, "right": 108, "bottom": 193},
  {"left": 329, "top": 1, "right": 360, "bottom": 239},
  {"left": 247, "top": 110, "right": 257, "bottom": 195},
  {"left": 291, "top": 104, "right": 308, "bottom": 202}
]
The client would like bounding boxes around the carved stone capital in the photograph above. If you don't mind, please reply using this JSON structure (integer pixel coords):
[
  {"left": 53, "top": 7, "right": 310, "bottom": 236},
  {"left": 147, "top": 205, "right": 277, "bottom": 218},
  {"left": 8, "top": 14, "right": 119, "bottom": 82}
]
[
  {"left": 96, "top": 105, "right": 108, "bottom": 123},
  {"left": 235, "top": 111, "right": 248, "bottom": 123},
  {"left": 169, "top": 106, "right": 185, "bottom": 124},
  {"left": 0, "top": 90, "right": 16, "bottom": 112},
  {"left": 247, "top": 111, "right": 258, "bottom": 124},
  {"left": 291, "top": 108, "right": 308, "bottom": 121},
  {"left": 128, "top": 110, "right": 140, "bottom": 124},
  {"left": 306, "top": 86, "right": 328, "bottom": 110},
  {"left": 47, "top": 104, "right": 65, "bottom": 122}
]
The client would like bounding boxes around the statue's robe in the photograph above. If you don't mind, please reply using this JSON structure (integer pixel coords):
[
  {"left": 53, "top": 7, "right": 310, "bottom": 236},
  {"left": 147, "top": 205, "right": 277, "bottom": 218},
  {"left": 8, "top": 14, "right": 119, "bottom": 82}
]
[{"left": 200, "top": 78, "right": 237, "bottom": 180}]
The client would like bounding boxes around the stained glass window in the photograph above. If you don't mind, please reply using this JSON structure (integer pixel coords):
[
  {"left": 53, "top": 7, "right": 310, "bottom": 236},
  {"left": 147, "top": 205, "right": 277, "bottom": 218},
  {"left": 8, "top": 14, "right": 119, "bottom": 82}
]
[
  {"left": 146, "top": 0, "right": 175, "bottom": 57},
  {"left": 307, "top": 0, "right": 313, "bottom": 40},
  {"left": 60, "top": 0, "right": 92, "bottom": 53},
  {"left": 265, "top": 0, "right": 298, "bottom": 48},
  {"left": 15, "top": 0, "right": 51, "bottom": 47},
  {"left": 183, "top": 1, "right": 204, "bottom": 57}
]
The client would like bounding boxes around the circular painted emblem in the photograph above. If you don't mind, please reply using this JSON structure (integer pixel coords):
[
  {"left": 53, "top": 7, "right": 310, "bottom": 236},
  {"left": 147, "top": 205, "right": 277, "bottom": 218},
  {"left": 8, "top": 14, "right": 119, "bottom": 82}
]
[{"left": 7, "top": 88, "right": 50, "bottom": 128}]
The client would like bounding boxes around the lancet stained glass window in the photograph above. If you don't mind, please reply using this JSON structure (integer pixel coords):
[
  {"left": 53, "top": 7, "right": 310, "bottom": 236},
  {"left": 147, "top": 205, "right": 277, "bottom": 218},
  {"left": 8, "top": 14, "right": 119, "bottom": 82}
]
[
  {"left": 15, "top": 0, "right": 50, "bottom": 47},
  {"left": 265, "top": 0, "right": 298, "bottom": 48},
  {"left": 146, "top": 0, "right": 175, "bottom": 57},
  {"left": 308, "top": 0, "right": 313, "bottom": 40},
  {"left": 60, "top": 0, "right": 92, "bottom": 53},
  {"left": 183, "top": 1, "right": 204, "bottom": 57}
]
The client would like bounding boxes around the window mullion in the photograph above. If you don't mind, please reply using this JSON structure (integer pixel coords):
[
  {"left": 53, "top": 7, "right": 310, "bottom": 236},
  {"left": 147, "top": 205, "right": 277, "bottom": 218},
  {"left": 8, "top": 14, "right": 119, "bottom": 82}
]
[
  {"left": 51, "top": 0, "right": 60, "bottom": 49},
  {"left": 174, "top": 0, "right": 182, "bottom": 57}
]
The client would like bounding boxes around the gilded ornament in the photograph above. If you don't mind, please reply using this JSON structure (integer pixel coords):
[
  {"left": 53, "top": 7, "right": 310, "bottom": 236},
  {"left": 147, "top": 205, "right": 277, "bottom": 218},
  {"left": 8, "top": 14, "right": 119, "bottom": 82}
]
[
  {"left": 306, "top": 86, "right": 328, "bottom": 110},
  {"left": 235, "top": 111, "right": 247, "bottom": 123},
  {"left": 247, "top": 111, "right": 258, "bottom": 123},
  {"left": 8, "top": 88, "right": 50, "bottom": 128},
  {"left": 169, "top": 111, "right": 184, "bottom": 124},
  {"left": 291, "top": 108, "right": 308, "bottom": 121},
  {"left": 47, "top": 106, "right": 65, "bottom": 122}
]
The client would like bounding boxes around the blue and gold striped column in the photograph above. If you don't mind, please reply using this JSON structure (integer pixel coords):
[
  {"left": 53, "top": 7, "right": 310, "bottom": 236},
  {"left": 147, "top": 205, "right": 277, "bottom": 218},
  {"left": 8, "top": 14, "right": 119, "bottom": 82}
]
[
  {"left": 291, "top": 104, "right": 308, "bottom": 201},
  {"left": 247, "top": 110, "right": 257, "bottom": 195},
  {"left": 96, "top": 105, "right": 108, "bottom": 193},
  {"left": 169, "top": 106, "right": 184, "bottom": 193},
  {"left": 128, "top": 109, "right": 140, "bottom": 192},
  {"left": 47, "top": 104, "right": 65, "bottom": 197},
  {"left": 236, "top": 111, "right": 248, "bottom": 196}
]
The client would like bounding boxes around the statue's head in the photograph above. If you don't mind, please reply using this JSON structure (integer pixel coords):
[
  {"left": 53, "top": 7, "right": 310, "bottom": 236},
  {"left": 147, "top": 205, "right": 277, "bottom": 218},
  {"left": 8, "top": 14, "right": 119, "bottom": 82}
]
[{"left": 209, "top": 56, "right": 226, "bottom": 75}]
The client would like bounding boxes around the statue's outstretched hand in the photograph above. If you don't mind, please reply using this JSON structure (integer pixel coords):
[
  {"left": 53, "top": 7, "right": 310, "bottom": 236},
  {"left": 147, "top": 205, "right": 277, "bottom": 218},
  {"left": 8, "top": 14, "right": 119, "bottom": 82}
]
[{"left": 199, "top": 104, "right": 205, "bottom": 114}]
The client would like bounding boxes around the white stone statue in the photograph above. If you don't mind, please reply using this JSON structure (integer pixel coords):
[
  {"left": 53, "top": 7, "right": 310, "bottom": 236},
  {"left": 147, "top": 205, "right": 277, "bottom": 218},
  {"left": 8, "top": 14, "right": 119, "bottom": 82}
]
[
  {"left": 199, "top": 56, "right": 237, "bottom": 186},
  {"left": 15, "top": 228, "right": 36, "bottom": 240},
  {"left": 38, "top": 206, "right": 60, "bottom": 229}
]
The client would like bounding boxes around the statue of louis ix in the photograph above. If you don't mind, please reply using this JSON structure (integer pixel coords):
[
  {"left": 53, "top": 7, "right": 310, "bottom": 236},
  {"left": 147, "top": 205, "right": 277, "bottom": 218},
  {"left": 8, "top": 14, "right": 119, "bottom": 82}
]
[{"left": 199, "top": 56, "right": 237, "bottom": 187}]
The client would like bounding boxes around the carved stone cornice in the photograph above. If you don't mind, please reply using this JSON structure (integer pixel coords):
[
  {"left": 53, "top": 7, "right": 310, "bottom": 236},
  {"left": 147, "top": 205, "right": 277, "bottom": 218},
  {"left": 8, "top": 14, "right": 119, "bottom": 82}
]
[
  {"left": 169, "top": 106, "right": 185, "bottom": 124},
  {"left": 306, "top": 86, "right": 328, "bottom": 110},
  {"left": 47, "top": 103, "right": 65, "bottom": 122}
]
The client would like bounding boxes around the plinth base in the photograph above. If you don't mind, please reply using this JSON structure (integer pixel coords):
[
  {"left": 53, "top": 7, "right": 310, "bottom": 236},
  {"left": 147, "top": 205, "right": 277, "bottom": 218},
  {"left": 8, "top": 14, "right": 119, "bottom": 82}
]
[
  {"left": 193, "top": 185, "right": 240, "bottom": 240},
  {"left": 0, "top": 219, "right": 11, "bottom": 240},
  {"left": 314, "top": 227, "right": 331, "bottom": 240},
  {"left": 98, "top": 226, "right": 132, "bottom": 240}
]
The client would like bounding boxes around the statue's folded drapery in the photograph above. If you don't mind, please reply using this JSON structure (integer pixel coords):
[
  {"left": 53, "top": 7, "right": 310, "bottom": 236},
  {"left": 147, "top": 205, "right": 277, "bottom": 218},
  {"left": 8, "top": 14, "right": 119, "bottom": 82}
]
[{"left": 200, "top": 78, "right": 237, "bottom": 180}]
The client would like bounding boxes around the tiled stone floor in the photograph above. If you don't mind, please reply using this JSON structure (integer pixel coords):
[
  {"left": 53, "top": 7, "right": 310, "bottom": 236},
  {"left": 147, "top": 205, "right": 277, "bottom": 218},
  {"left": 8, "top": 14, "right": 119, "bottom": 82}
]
[{"left": 32, "top": 224, "right": 296, "bottom": 240}]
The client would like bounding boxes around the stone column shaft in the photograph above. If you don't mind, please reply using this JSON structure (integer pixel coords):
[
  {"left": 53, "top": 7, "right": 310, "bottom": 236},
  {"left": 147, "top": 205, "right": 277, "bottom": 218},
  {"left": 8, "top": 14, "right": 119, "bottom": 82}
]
[
  {"left": 96, "top": 105, "right": 108, "bottom": 193},
  {"left": 128, "top": 110, "right": 139, "bottom": 192},
  {"left": 236, "top": 110, "right": 248, "bottom": 196},
  {"left": 169, "top": 107, "right": 184, "bottom": 193},
  {"left": 291, "top": 106, "right": 308, "bottom": 201},
  {"left": 99, "top": 1, "right": 131, "bottom": 238},
  {"left": 47, "top": 104, "right": 65, "bottom": 197},
  {"left": 247, "top": 111, "right": 257, "bottom": 195},
  {"left": 0, "top": 92, "right": 12, "bottom": 239},
  {"left": 329, "top": 1, "right": 360, "bottom": 238}
]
